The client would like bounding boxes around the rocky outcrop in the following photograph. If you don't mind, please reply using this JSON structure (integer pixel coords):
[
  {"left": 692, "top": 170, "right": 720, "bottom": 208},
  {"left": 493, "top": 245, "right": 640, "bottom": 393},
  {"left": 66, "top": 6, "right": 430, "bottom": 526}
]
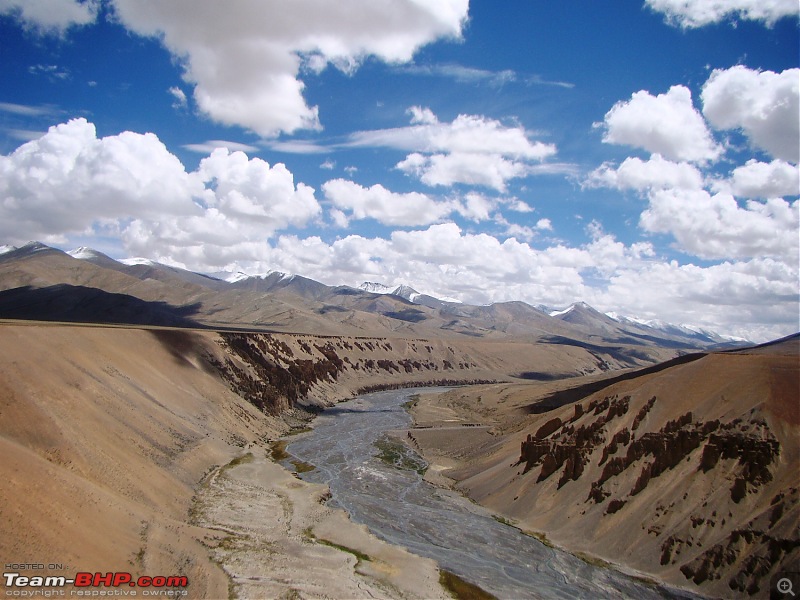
[
  {"left": 210, "top": 332, "right": 496, "bottom": 416},
  {"left": 514, "top": 386, "right": 795, "bottom": 597},
  {"left": 519, "top": 395, "right": 631, "bottom": 488}
]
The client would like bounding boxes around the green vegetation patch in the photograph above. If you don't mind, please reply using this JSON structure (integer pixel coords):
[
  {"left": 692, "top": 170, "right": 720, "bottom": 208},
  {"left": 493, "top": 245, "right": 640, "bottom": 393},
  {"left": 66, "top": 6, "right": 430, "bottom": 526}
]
[
  {"left": 439, "top": 570, "right": 497, "bottom": 600},
  {"left": 302, "top": 527, "right": 371, "bottom": 566},
  {"left": 402, "top": 394, "right": 420, "bottom": 411},
  {"left": 286, "top": 426, "right": 313, "bottom": 436},
  {"left": 290, "top": 459, "right": 316, "bottom": 473},
  {"left": 316, "top": 539, "right": 372, "bottom": 564},
  {"left": 373, "top": 437, "right": 428, "bottom": 476},
  {"left": 491, "top": 514, "right": 516, "bottom": 527},
  {"left": 269, "top": 440, "right": 289, "bottom": 462},
  {"left": 523, "top": 529, "right": 554, "bottom": 548},
  {"left": 270, "top": 440, "right": 316, "bottom": 473},
  {"left": 220, "top": 452, "right": 254, "bottom": 475}
]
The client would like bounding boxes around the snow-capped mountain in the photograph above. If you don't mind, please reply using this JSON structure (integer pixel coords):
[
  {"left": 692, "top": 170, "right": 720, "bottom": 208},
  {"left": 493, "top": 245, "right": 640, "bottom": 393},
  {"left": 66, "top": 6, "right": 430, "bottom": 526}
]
[
  {"left": 359, "top": 281, "right": 421, "bottom": 302},
  {"left": 607, "top": 313, "right": 747, "bottom": 344},
  {"left": 218, "top": 270, "right": 295, "bottom": 285},
  {"left": 1, "top": 242, "right": 754, "bottom": 348}
]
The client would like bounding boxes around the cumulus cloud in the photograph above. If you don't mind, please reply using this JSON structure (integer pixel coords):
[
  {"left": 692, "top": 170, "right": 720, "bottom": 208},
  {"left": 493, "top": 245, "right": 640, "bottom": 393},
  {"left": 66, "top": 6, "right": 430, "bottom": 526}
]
[
  {"left": 600, "top": 85, "right": 722, "bottom": 163},
  {"left": 701, "top": 66, "right": 800, "bottom": 163},
  {"left": 645, "top": 0, "right": 799, "bottom": 28},
  {"left": 0, "top": 0, "right": 98, "bottom": 34},
  {"left": 586, "top": 154, "right": 705, "bottom": 191},
  {"left": 322, "top": 179, "right": 453, "bottom": 227},
  {"left": 350, "top": 107, "right": 556, "bottom": 191},
  {"left": 713, "top": 159, "right": 800, "bottom": 198},
  {"left": 0, "top": 119, "right": 320, "bottom": 247},
  {"left": 109, "top": 0, "right": 468, "bottom": 137},
  {"left": 397, "top": 151, "right": 530, "bottom": 192},
  {"left": 641, "top": 188, "right": 799, "bottom": 260},
  {"left": 352, "top": 108, "right": 555, "bottom": 159}
]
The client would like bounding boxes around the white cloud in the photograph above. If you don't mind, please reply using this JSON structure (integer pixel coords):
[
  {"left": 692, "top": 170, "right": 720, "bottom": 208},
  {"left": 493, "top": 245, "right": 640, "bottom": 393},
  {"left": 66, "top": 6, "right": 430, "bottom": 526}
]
[
  {"left": 168, "top": 86, "right": 187, "bottom": 109},
  {"left": 265, "top": 140, "right": 330, "bottom": 154},
  {"left": 597, "top": 257, "right": 798, "bottom": 342},
  {"left": 0, "top": 102, "right": 58, "bottom": 117},
  {"left": 0, "top": 0, "right": 98, "bottom": 34},
  {"left": 536, "top": 218, "right": 553, "bottom": 231},
  {"left": 196, "top": 148, "right": 320, "bottom": 227},
  {"left": 455, "top": 192, "right": 495, "bottom": 222},
  {"left": 641, "top": 188, "right": 799, "bottom": 260},
  {"left": 397, "top": 151, "right": 530, "bottom": 192},
  {"left": 586, "top": 154, "right": 705, "bottom": 191},
  {"left": 109, "top": 0, "right": 468, "bottom": 137},
  {"left": 701, "top": 66, "right": 800, "bottom": 163},
  {"left": 352, "top": 108, "right": 556, "bottom": 191},
  {"left": 713, "top": 159, "right": 800, "bottom": 198},
  {"left": 320, "top": 159, "right": 335, "bottom": 170},
  {"left": 399, "top": 63, "right": 517, "bottom": 87},
  {"left": 351, "top": 109, "right": 555, "bottom": 159},
  {"left": 0, "top": 119, "right": 199, "bottom": 242},
  {"left": 0, "top": 119, "right": 320, "bottom": 247},
  {"left": 645, "top": 0, "right": 799, "bottom": 28},
  {"left": 182, "top": 140, "right": 259, "bottom": 154},
  {"left": 408, "top": 106, "right": 439, "bottom": 125},
  {"left": 322, "top": 179, "right": 452, "bottom": 227},
  {"left": 600, "top": 85, "right": 722, "bottom": 163}
]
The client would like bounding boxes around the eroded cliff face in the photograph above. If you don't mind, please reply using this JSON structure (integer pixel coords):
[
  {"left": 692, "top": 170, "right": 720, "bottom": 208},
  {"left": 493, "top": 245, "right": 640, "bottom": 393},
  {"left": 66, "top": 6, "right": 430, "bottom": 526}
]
[
  {"left": 206, "top": 332, "right": 562, "bottom": 415},
  {"left": 440, "top": 345, "right": 799, "bottom": 598}
]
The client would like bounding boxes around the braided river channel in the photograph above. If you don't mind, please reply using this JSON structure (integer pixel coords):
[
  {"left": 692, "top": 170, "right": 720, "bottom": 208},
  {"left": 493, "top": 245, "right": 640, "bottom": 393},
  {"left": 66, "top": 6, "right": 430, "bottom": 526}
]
[{"left": 285, "top": 388, "right": 698, "bottom": 599}]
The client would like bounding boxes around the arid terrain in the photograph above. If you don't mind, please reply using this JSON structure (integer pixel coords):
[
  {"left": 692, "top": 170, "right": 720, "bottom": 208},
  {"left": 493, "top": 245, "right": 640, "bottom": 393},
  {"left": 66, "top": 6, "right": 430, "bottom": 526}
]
[
  {"left": 408, "top": 336, "right": 800, "bottom": 598},
  {"left": 0, "top": 243, "right": 797, "bottom": 598}
]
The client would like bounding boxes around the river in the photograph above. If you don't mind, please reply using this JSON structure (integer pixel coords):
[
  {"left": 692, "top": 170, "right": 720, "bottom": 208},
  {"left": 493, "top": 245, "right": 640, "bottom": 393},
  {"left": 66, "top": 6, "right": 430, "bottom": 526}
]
[{"left": 285, "top": 388, "right": 697, "bottom": 599}]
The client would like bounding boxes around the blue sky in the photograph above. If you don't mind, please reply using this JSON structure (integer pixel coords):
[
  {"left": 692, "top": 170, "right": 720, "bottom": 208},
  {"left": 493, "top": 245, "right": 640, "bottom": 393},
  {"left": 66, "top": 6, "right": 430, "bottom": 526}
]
[{"left": 0, "top": 0, "right": 798, "bottom": 341}]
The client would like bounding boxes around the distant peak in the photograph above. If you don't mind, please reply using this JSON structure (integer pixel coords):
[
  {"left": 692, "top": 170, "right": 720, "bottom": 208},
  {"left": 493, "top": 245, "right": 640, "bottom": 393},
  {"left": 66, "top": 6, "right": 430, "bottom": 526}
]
[
  {"left": 68, "top": 246, "right": 104, "bottom": 260},
  {"left": 21, "top": 241, "right": 51, "bottom": 252},
  {"left": 359, "top": 281, "right": 392, "bottom": 293}
]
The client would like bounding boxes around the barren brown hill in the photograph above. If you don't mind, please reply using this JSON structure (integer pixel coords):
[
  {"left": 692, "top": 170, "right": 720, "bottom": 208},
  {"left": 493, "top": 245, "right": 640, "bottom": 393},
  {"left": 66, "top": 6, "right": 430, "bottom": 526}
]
[
  {"left": 2, "top": 323, "right": 503, "bottom": 598},
  {"left": 409, "top": 334, "right": 800, "bottom": 597}
]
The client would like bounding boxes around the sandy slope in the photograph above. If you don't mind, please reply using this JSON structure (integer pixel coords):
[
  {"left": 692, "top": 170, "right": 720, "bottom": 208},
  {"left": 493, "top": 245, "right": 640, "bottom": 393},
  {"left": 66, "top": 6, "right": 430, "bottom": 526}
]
[
  {"left": 409, "top": 338, "right": 800, "bottom": 597},
  {"left": 0, "top": 324, "right": 448, "bottom": 599}
]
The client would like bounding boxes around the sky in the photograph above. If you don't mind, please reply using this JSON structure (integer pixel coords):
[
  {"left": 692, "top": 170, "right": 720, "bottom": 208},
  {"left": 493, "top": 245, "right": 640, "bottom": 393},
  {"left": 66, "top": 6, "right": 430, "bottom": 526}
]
[{"left": 0, "top": 0, "right": 798, "bottom": 342}]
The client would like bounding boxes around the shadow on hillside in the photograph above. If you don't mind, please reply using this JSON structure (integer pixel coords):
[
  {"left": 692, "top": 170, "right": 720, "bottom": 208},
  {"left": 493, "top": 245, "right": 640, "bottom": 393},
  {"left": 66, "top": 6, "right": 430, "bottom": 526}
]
[
  {"left": 0, "top": 284, "right": 204, "bottom": 328},
  {"left": 525, "top": 352, "right": 707, "bottom": 414}
]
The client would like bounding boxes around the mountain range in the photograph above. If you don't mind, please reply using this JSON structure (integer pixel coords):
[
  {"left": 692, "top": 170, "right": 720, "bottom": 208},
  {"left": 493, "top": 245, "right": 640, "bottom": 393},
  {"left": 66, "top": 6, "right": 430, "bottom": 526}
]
[{"left": 0, "top": 241, "right": 746, "bottom": 355}]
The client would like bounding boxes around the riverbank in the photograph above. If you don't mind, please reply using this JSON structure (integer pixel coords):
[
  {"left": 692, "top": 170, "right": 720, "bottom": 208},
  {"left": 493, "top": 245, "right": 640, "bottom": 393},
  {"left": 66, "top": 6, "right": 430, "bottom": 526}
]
[{"left": 192, "top": 446, "right": 449, "bottom": 599}]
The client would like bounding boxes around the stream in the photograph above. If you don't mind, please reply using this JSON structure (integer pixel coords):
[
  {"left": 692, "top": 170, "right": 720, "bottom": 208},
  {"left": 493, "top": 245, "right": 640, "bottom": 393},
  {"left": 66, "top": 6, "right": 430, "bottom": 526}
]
[{"left": 285, "top": 388, "right": 696, "bottom": 599}]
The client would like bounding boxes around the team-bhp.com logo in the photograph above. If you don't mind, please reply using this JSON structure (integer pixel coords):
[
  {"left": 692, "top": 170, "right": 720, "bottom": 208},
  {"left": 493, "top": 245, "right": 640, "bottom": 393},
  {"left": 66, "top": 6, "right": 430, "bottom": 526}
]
[{"left": 4, "top": 571, "right": 188, "bottom": 597}]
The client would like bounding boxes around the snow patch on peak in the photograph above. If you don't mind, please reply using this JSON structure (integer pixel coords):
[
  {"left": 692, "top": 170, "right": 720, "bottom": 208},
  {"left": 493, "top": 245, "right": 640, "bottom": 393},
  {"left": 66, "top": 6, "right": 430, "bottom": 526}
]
[
  {"left": 68, "top": 247, "right": 104, "bottom": 260},
  {"left": 359, "top": 281, "right": 424, "bottom": 302},
  {"left": 0, "top": 245, "right": 17, "bottom": 256},
  {"left": 549, "top": 305, "right": 575, "bottom": 317},
  {"left": 224, "top": 269, "right": 294, "bottom": 283},
  {"left": 225, "top": 271, "right": 251, "bottom": 284},
  {"left": 359, "top": 281, "right": 393, "bottom": 294},
  {"left": 120, "top": 257, "right": 158, "bottom": 267}
]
